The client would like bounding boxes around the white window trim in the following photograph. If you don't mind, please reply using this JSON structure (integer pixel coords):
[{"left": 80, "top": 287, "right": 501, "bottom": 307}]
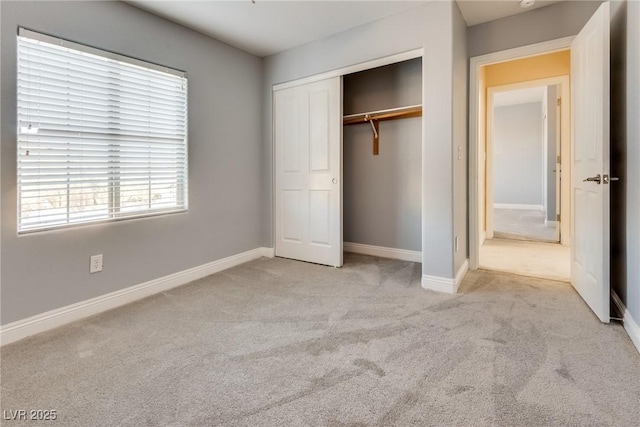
[
  {"left": 17, "top": 28, "right": 189, "bottom": 234},
  {"left": 18, "top": 28, "right": 186, "bottom": 78}
]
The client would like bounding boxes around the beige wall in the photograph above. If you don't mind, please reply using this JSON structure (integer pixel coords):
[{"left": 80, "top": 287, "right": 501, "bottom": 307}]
[{"left": 484, "top": 50, "right": 570, "bottom": 87}]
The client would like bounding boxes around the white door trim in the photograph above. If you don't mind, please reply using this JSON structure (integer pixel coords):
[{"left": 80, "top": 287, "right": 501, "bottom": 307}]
[
  {"left": 485, "top": 76, "right": 570, "bottom": 244},
  {"left": 469, "top": 37, "right": 574, "bottom": 270}
]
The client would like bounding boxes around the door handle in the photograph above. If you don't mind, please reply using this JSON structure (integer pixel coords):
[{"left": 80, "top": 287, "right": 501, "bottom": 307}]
[
  {"left": 332, "top": 178, "right": 338, "bottom": 184},
  {"left": 603, "top": 175, "right": 619, "bottom": 184},
  {"left": 583, "top": 174, "right": 601, "bottom": 184}
]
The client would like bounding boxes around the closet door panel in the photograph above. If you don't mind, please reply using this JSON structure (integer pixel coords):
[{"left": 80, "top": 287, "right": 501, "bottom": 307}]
[
  {"left": 309, "top": 190, "right": 331, "bottom": 246},
  {"left": 309, "top": 89, "right": 330, "bottom": 172},
  {"left": 280, "top": 94, "right": 301, "bottom": 173},
  {"left": 282, "top": 190, "right": 302, "bottom": 242},
  {"left": 274, "top": 77, "right": 342, "bottom": 267}
]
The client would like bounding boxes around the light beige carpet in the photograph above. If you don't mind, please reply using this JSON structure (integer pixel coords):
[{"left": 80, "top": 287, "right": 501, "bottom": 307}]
[
  {"left": 1, "top": 254, "right": 638, "bottom": 426},
  {"left": 493, "top": 208, "right": 558, "bottom": 243},
  {"left": 480, "top": 238, "right": 570, "bottom": 282}
]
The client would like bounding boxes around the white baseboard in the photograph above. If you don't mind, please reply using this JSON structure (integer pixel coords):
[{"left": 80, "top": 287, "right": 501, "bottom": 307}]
[
  {"left": 611, "top": 291, "right": 640, "bottom": 354},
  {"left": 0, "top": 247, "right": 274, "bottom": 347},
  {"left": 422, "top": 259, "right": 469, "bottom": 294},
  {"left": 494, "top": 203, "right": 544, "bottom": 211},
  {"left": 259, "top": 247, "right": 275, "bottom": 258},
  {"left": 545, "top": 219, "right": 557, "bottom": 227},
  {"left": 343, "top": 242, "right": 422, "bottom": 263}
]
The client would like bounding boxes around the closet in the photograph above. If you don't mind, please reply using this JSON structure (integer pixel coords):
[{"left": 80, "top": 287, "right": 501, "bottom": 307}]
[{"left": 342, "top": 58, "right": 423, "bottom": 257}]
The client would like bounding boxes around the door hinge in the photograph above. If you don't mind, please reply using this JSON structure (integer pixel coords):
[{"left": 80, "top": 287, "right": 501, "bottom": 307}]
[
  {"left": 557, "top": 213, "right": 561, "bottom": 222},
  {"left": 556, "top": 155, "right": 561, "bottom": 164},
  {"left": 557, "top": 98, "right": 562, "bottom": 107}
]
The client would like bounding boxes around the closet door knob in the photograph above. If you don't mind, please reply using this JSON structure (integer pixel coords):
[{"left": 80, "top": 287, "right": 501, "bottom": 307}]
[{"left": 332, "top": 178, "right": 338, "bottom": 184}]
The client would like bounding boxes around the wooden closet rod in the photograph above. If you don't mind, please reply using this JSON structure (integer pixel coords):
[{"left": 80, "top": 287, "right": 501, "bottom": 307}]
[
  {"left": 343, "top": 104, "right": 422, "bottom": 125},
  {"left": 343, "top": 104, "right": 422, "bottom": 155}
]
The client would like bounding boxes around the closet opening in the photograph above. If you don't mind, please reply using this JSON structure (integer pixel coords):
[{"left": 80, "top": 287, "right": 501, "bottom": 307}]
[
  {"left": 341, "top": 58, "right": 423, "bottom": 264},
  {"left": 272, "top": 50, "right": 423, "bottom": 269}
]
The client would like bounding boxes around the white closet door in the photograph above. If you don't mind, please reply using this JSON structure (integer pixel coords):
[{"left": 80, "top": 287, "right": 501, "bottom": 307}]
[
  {"left": 570, "top": 1, "right": 610, "bottom": 322},
  {"left": 274, "top": 77, "right": 342, "bottom": 267}
]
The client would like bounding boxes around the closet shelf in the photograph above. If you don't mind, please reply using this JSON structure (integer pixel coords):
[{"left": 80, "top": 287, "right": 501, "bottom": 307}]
[{"left": 343, "top": 104, "right": 422, "bottom": 155}]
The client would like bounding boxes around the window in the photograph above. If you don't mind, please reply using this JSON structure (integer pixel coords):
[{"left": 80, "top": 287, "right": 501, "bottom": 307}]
[{"left": 17, "top": 28, "right": 188, "bottom": 233}]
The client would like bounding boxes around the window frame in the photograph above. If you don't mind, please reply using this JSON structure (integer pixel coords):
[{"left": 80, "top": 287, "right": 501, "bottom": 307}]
[{"left": 16, "top": 28, "right": 189, "bottom": 234}]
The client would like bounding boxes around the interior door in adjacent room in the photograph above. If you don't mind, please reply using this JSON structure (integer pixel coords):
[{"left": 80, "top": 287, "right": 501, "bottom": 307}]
[
  {"left": 571, "top": 1, "right": 610, "bottom": 322},
  {"left": 274, "top": 77, "right": 342, "bottom": 267}
]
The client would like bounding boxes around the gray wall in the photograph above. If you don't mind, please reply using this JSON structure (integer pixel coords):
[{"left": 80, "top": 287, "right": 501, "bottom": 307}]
[
  {"left": 611, "top": 0, "right": 640, "bottom": 330},
  {"left": 493, "top": 103, "right": 543, "bottom": 206},
  {"left": 343, "top": 60, "right": 422, "bottom": 251},
  {"left": 546, "top": 85, "right": 558, "bottom": 222},
  {"left": 263, "top": 1, "right": 463, "bottom": 280},
  {"left": 452, "top": 2, "right": 468, "bottom": 271},
  {"left": 468, "top": 1, "right": 603, "bottom": 57},
  {"left": 343, "top": 59, "right": 422, "bottom": 114},
  {"left": 0, "top": 1, "right": 263, "bottom": 324}
]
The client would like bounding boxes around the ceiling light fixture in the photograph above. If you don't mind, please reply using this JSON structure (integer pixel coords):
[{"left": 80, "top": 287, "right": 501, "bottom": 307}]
[{"left": 520, "top": 0, "right": 535, "bottom": 8}]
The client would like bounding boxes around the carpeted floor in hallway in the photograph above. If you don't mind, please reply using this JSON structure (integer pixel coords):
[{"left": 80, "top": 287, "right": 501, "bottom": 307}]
[
  {"left": 1, "top": 254, "right": 639, "bottom": 426},
  {"left": 493, "top": 208, "right": 558, "bottom": 243}
]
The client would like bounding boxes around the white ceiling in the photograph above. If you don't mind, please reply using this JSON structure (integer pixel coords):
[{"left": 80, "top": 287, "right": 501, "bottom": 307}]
[
  {"left": 125, "top": 0, "right": 565, "bottom": 57},
  {"left": 456, "top": 0, "right": 563, "bottom": 27},
  {"left": 493, "top": 86, "right": 546, "bottom": 107},
  {"left": 126, "top": 1, "right": 426, "bottom": 57}
]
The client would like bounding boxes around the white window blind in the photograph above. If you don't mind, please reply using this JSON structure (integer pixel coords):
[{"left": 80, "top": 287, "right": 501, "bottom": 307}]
[{"left": 17, "top": 28, "right": 188, "bottom": 233}]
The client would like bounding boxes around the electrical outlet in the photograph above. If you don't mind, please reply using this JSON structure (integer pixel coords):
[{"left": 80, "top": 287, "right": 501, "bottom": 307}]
[{"left": 90, "top": 254, "right": 103, "bottom": 273}]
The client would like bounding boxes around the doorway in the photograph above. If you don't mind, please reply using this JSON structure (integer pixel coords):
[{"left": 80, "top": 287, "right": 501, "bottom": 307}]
[
  {"left": 489, "top": 85, "right": 560, "bottom": 244},
  {"left": 470, "top": 2, "right": 611, "bottom": 323},
  {"left": 472, "top": 48, "right": 572, "bottom": 282}
]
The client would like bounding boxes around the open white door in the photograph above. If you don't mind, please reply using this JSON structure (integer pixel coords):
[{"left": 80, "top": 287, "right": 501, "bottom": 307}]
[
  {"left": 274, "top": 77, "right": 342, "bottom": 267},
  {"left": 571, "top": 2, "right": 610, "bottom": 322}
]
